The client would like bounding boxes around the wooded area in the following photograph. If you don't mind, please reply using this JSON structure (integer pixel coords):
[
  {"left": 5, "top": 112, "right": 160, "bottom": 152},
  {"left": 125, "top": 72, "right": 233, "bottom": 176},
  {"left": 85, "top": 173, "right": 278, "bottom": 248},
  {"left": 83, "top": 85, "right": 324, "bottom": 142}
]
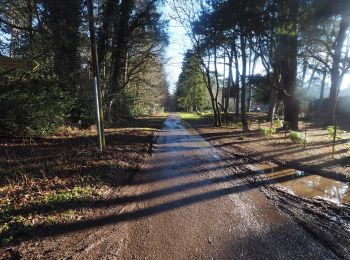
[
  {"left": 0, "top": 0, "right": 169, "bottom": 137},
  {"left": 173, "top": 0, "right": 350, "bottom": 130},
  {"left": 1, "top": 0, "right": 350, "bottom": 136}
]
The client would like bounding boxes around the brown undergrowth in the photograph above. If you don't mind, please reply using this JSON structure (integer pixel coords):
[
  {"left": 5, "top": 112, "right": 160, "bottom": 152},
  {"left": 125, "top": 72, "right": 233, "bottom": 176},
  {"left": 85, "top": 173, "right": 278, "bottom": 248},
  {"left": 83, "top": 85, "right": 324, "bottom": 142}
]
[
  {"left": 186, "top": 113, "right": 350, "bottom": 180},
  {"left": 0, "top": 115, "right": 166, "bottom": 250}
]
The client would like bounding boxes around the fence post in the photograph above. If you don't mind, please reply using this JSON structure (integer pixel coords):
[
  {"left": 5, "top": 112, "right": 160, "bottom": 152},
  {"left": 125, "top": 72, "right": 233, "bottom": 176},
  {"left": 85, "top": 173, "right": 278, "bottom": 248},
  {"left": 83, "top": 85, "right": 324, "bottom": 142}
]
[
  {"left": 332, "top": 123, "right": 337, "bottom": 158},
  {"left": 304, "top": 123, "right": 308, "bottom": 148}
]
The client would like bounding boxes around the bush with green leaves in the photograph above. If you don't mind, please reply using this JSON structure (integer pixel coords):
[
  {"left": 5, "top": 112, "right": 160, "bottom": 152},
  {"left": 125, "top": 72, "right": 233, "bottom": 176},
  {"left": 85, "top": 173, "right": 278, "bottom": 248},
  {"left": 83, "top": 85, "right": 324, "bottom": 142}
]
[
  {"left": 326, "top": 125, "right": 344, "bottom": 140},
  {"left": 289, "top": 131, "right": 307, "bottom": 146},
  {"left": 0, "top": 74, "right": 71, "bottom": 136},
  {"left": 261, "top": 127, "right": 276, "bottom": 136},
  {"left": 109, "top": 86, "right": 166, "bottom": 120},
  {"left": 273, "top": 118, "right": 283, "bottom": 128}
]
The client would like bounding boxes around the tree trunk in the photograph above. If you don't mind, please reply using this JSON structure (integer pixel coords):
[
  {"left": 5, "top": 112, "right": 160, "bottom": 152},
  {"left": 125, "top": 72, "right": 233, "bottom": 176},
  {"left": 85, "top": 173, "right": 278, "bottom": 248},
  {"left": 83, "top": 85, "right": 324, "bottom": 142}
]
[
  {"left": 247, "top": 54, "right": 257, "bottom": 112},
  {"left": 221, "top": 52, "right": 226, "bottom": 111},
  {"left": 280, "top": 0, "right": 299, "bottom": 130},
  {"left": 110, "top": 0, "right": 133, "bottom": 96},
  {"left": 317, "top": 69, "right": 327, "bottom": 115},
  {"left": 301, "top": 60, "right": 308, "bottom": 86},
  {"left": 240, "top": 35, "right": 249, "bottom": 131},
  {"left": 98, "top": 0, "right": 118, "bottom": 68},
  {"left": 43, "top": 0, "right": 81, "bottom": 89},
  {"left": 200, "top": 56, "right": 220, "bottom": 127},
  {"left": 306, "top": 66, "right": 317, "bottom": 91},
  {"left": 326, "top": 14, "right": 350, "bottom": 124},
  {"left": 226, "top": 48, "right": 234, "bottom": 112},
  {"left": 267, "top": 88, "right": 278, "bottom": 122},
  {"left": 233, "top": 41, "right": 240, "bottom": 116},
  {"left": 214, "top": 45, "right": 222, "bottom": 126}
]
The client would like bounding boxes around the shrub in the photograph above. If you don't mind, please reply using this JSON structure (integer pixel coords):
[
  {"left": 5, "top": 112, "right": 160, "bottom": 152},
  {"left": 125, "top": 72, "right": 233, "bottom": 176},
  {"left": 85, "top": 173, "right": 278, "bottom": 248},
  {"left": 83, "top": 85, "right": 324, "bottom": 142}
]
[
  {"left": 289, "top": 131, "right": 307, "bottom": 146},
  {"left": 326, "top": 125, "right": 344, "bottom": 140},
  {"left": 273, "top": 118, "right": 283, "bottom": 128},
  {"left": 261, "top": 127, "right": 276, "bottom": 136},
  {"left": 0, "top": 74, "right": 71, "bottom": 136}
]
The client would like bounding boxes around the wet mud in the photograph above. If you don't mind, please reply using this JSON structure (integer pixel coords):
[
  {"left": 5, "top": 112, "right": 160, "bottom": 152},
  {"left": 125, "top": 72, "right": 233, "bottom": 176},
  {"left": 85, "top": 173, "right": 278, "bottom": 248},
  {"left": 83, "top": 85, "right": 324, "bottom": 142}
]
[
  {"left": 191, "top": 120, "right": 350, "bottom": 259},
  {"left": 254, "top": 164, "right": 350, "bottom": 204}
]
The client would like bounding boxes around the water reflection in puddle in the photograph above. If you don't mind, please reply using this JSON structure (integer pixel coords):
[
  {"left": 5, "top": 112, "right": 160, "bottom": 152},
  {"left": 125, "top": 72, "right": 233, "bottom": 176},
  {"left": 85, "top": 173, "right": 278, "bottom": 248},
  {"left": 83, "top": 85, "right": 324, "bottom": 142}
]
[{"left": 255, "top": 164, "right": 350, "bottom": 204}]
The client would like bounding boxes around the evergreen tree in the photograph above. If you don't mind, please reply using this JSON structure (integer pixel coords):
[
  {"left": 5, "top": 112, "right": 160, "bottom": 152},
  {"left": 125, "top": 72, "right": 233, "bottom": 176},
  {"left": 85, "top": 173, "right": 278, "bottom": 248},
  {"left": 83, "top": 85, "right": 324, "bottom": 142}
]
[
  {"left": 0, "top": 0, "right": 169, "bottom": 136},
  {"left": 175, "top": 51, "right": 208, "bottom": 112}
]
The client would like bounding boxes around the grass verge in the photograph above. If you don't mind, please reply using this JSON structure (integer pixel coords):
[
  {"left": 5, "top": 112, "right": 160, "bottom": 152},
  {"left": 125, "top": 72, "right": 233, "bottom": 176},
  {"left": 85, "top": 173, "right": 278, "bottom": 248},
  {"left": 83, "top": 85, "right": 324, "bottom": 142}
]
[{"left": 177, "top": 112, "right": 213, "bottom": 121}]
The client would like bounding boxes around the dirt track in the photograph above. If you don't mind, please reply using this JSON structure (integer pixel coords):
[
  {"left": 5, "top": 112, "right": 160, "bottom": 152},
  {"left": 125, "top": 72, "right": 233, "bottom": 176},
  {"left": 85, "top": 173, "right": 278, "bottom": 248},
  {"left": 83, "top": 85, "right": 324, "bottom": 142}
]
[{"left": 17, "top": 114, "right": 338, "bottom": 259}]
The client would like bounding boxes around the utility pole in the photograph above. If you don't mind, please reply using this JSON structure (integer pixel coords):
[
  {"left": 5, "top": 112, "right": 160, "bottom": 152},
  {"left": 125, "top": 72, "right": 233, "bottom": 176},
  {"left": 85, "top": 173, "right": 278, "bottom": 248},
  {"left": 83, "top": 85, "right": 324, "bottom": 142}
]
[{"left": 87, "top": 0, "right": 106, "bottom": 152}]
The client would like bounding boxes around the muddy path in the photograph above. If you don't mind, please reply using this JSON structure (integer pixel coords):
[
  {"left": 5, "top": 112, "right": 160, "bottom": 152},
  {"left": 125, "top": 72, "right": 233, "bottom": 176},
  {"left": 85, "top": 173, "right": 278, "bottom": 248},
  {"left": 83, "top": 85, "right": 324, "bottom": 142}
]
[
  {"left": 190, "top": 118, "right": 350, "bottom": 259},
  {"left": 15, "top": 114, "right": 342, "bottom": 259}
]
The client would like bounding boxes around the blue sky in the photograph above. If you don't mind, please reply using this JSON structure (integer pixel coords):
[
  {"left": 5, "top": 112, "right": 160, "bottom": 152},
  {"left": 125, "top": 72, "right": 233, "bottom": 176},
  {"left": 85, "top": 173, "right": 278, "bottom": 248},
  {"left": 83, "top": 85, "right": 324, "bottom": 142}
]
[{"left": 162, "top": 5, "right": 191, "bottom": 94}]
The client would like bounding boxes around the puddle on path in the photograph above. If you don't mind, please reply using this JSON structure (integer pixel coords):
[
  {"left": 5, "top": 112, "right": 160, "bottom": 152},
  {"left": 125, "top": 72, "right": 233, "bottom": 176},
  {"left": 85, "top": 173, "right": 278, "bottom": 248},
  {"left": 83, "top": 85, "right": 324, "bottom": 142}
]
[{"left": 255, "top": 164, "right": 350, "bottom": 204}]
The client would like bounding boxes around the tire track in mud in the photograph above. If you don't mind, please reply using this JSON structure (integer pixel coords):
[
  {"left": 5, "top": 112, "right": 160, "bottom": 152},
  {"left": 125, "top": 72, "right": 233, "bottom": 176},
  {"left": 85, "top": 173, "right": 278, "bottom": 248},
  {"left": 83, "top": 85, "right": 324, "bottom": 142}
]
[{"left": 208, "top": 136, "right": 350, "bottom": 259}]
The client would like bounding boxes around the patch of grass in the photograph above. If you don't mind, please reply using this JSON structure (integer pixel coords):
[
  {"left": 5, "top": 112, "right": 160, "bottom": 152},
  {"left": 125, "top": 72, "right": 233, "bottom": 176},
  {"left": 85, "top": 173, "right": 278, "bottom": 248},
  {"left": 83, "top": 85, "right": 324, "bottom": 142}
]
[
  {"left": 40, "top": 186, "right": 94, "bottom": 206},
  {"left": 177, "top": 112, "right": 202, "bottom": 120},
  {"left": 289, "top": 131, "right": 307, "bottom": 146},
  {"left": 44, "top": 210, "right": 77, "bottom": 224},
  {"left": 61, "top": 209, "right": 77, "bottom": 219},
  {"left": 0, "top": 186, "right": 94, "bottom": 246},
  {"left": 261, "top": 127, "right": 276, "bottom": 136},
  {"left": 0, "top": 215, "right": 32, "bottom": 246},
  {"left": 177, "top": 112, "right": 212, "bottom": 121}
]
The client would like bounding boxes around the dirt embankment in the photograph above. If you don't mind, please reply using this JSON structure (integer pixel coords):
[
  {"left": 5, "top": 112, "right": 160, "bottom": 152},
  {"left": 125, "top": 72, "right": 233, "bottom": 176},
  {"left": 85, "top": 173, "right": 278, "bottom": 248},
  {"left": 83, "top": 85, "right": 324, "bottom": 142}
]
[{"left": 0, "top": 115, "right": 166, "bottom": 259}]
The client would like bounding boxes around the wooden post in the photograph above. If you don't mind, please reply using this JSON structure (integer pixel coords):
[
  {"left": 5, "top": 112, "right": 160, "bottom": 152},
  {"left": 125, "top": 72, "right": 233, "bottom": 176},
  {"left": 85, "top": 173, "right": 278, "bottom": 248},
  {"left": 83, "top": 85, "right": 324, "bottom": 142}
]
[
  {"left": 304, "top": 122, "right": 307, "bottom": 148},
  {"left": 332, "top": 123, "right": 337, "bottom": 158}
]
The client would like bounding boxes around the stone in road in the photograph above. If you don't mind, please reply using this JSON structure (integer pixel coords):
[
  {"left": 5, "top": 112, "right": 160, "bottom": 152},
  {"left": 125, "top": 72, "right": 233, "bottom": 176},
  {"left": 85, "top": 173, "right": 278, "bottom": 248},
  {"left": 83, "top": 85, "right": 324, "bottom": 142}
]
[{"left": 119, "top": 114, "right": 335, "bottom": 259}]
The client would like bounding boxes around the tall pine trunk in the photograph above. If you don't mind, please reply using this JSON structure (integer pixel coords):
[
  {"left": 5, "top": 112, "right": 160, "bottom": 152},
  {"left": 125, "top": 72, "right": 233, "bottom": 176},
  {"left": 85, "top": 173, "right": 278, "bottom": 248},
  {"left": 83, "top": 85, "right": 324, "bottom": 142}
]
[
  {"left": 109, "top": 0, "right": 133, "bottom": 111},
  {"left": 200, "top": 56, "right": 220, "bottom": 127},
  {"left": 225, "top": 48, "right": 234, "bottom": 112},
  {"left": 233, "top": 41, "right": 240, "bottom": 116},
  {"left": 214, "top": 45, "right": 222, "bottom": 126},
  {"left": 280, "top": 0, "right": 299, "bottom": 130},
  {"left": 327, "top": 14, "right": 350, "bottom": 124},
  {"left": 240, "top": 35, "right": 248, "bottom": 130},
  {"left": 317, "top": 69, "right": 327, "bottom": 115},
  {"left": 267, "top": 88, "right": 278, "bottom": 122}
]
